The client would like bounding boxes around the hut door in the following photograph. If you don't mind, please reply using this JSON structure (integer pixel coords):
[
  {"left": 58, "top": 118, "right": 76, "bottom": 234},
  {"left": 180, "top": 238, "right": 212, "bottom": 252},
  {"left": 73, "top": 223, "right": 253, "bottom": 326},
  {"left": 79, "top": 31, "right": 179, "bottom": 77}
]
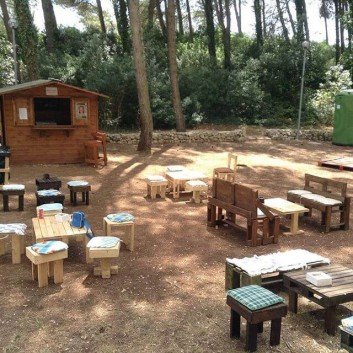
[{"left": 13, "top": 98, "right": 33, "bottom": 126}]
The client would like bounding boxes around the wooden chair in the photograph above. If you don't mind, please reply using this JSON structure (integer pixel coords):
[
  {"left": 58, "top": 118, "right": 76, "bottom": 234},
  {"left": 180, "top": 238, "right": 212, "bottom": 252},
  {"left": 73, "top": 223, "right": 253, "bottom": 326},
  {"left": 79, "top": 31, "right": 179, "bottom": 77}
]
[
  {"left": 84, "top": 131, "right": 108, "bottom": 167},
  {"left": 207, "top": 178, "right": 279, "bottom": 246},
  {"left": 213, "top": 152, "right": 238, "bottom": 181}
]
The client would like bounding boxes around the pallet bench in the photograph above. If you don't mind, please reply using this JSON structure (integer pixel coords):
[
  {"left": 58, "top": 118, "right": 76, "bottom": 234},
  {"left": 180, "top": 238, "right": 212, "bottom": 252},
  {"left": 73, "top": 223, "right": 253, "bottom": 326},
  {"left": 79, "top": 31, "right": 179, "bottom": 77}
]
[
  {"left": 287, "top": 174, "right": 351, "bottom": 233},
  {"left": 0, "top": 184, "right": 25, "bottom": 212},
  {"left": 207, "top": 178, "right": 280, "bottom": 246}
]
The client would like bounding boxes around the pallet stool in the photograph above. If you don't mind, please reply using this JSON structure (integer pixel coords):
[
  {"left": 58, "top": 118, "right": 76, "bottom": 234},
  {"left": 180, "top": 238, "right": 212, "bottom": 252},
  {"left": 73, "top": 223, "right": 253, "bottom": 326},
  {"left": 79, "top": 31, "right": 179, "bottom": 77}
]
[
  {"left": 340, "top": 326, "right": 353, "bottom": 352},
  {"left": 103, "top": 213, "right": 135, "bottom": 251},
  {"left": 226, "top": 285, "right": 287, "bottom": 352},
  {"left": 87, "top": 236, "right": 121, "bottom": 278},
  {"left": 36, "top": 203, "right": 64, "bottom": 217},
  {"left": 0, "top": 184, "right": 25, "bottom": 211},
  {"left": 26, "top": 241, "right": 68, "bottom": 288},
  {"left": 145, "top": 175, "right": 168, "bottom": 199},
  {"left": 36, "top": 189, "right": 65, "bottom": 206},
  {"left": 185, "top": 180, "right": 208, "bottom": 203},
  {"left": 67, "top": 180, "right": 91, "bottom": 206},
  {"left": 35, "top": 175, "right": 62, "bottom": 190}
]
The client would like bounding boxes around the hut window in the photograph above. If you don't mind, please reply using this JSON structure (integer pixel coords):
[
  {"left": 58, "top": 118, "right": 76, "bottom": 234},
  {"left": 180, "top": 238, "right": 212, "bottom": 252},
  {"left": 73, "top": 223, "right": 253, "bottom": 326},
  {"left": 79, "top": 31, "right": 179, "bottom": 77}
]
[{"left": 33, "top": 98, "right": 71, "bottom": 125}]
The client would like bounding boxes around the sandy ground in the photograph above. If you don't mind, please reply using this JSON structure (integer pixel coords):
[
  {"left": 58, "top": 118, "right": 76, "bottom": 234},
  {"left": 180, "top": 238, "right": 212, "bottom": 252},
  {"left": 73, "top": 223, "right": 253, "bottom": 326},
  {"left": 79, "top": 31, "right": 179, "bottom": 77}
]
[{"left": 1, "top": 139, "right": 353, "bottom": 353}]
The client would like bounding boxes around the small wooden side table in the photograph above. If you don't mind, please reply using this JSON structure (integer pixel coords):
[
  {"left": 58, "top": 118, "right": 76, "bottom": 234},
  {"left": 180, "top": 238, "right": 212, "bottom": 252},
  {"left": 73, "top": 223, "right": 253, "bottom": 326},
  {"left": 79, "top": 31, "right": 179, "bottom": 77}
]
[
  {"left": 103, "top": 217, "right": 135, "bottom": 251},
  {"left": 68, "top": 184, "right": 91, "bottom": 205},
  {"left": 0, "top": 187, "right": 25, "bottom": 212}
]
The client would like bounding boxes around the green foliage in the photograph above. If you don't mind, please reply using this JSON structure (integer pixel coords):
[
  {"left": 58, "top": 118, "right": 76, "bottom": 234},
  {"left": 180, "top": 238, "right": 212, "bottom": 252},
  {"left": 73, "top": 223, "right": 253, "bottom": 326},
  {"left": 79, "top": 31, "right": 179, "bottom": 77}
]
[
  {"left": 0, "top": 35, "right": 14, "bottom": 86},
  {"left": 310, "top": 65, "right": 352, "bottom": 125}
]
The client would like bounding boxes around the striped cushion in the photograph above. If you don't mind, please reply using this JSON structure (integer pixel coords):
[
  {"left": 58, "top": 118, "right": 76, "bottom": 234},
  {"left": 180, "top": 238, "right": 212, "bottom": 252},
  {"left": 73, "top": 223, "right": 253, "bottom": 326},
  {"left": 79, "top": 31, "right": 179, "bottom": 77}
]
[
  {"left": 31, "top": 241, "right": 68, "bottom": 255},
  {"left": 87, "top": 236, "right": 120, "bottom": 248},
  {"left": 67, "top": 180, "right": 89, "bottom": 187},
  {"left": 228, "top": 285, "right": 284, "bottom": 311},
  {"left": 107, "top": 213, "right": 135, "bottom": 223}
]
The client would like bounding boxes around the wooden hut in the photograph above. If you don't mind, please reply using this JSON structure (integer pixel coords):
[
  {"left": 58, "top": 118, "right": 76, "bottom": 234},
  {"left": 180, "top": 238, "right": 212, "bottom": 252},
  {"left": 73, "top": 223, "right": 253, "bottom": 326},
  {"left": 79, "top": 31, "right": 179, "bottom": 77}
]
[{"left": 0, "top": 79, "right": 107, "bottom": 164}]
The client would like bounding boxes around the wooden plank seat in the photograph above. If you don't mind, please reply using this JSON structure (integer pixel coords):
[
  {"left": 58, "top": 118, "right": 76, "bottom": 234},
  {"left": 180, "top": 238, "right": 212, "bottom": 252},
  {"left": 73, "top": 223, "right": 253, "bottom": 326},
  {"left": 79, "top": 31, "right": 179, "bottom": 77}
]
[
  {"left": 207, "top": 178, "right": 280, "bottom": 246},
  {"left": 84, "top": 131, "right": 107, "bottom": 167},
  {"left": 26, "top": 241, "right": 68, "bottom": 288},
  {"left": 287, "top": 174, "right": 351, "bottom": 233},
  {"left": 185, "top": 180, "right": 208, "bottom": 203},
  {"left": 87, "top": 236, "right": 121, "bottom": 278},
  {"left": 227, "top": 285, "right": 287, "bottom": 352},
  {"left": 145, "top": 175, "right": 168, "bottom": 199},
  {"left": 67, "top": 181, "right": 91, "bottom": 206},
  {"left": 0, "top": 184, "right": 25, "bottom": 211}
]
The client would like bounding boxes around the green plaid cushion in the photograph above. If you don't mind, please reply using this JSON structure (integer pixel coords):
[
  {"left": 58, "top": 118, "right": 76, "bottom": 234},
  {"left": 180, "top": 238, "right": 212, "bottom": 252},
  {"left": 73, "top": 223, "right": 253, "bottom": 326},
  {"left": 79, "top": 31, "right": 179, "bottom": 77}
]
[{"left": 227, "top": 285, "right": 284, "bottom": 311}]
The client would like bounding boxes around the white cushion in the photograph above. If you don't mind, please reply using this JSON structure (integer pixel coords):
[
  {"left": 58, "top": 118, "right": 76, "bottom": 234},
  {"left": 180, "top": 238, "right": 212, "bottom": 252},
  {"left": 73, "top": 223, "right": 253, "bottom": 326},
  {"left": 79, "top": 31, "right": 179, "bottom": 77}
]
[
  {"left": 257, "top": 208, "right": 265, "bottom": 217},
  {"left": 301, "top": 194, "right": 342, "bottom": 206},
  {"left": 186, "top": 180, "right": 208, "bottom": 188},
  {"left": 287, "top": 189, "right": 312, "bottom": 196},
  {"left": 2, "top": 184, "right": 25, "bottom": 191},
  {"left": 37, "top": 189, "right": 61, "bottom": 197},
  {"left": 87, "top": 236, "right": 120, "bottom": 248},
  {"left": 67, "top": 180, "right": 89, "bottom": 187},
  {"left": 166, "top": 165, "right": 186, "bottom": 172},
  {"left": 146, "top": 175, "right": 167, "bottom": 182},
  {"left": 37, "top": 203, "right": 63, "bottom": 212}
]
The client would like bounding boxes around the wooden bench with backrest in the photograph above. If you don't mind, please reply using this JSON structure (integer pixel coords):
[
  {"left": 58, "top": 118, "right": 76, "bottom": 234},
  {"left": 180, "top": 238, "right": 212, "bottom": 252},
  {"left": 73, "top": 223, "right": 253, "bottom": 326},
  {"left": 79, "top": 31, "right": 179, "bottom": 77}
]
[
  {"left": 207, "top": 178, "right": 280, "bottom": 246},
  {"left": 287, "top": 174, "right": 350, "bottom": 233}
]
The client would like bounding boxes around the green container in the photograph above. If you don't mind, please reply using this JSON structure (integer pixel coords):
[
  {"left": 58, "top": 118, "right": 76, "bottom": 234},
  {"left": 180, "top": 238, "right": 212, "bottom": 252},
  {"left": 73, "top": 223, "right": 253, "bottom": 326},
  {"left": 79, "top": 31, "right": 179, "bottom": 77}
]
[{"left": 333, "top": 90, "right": 353, "bottom": 145}]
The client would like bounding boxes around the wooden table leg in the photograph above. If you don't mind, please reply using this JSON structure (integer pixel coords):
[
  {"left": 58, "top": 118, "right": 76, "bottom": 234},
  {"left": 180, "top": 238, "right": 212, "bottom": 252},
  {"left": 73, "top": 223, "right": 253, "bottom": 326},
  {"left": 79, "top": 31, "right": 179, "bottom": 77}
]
[
  {"left": 85, "top": 191, "right": 89, "bottom": 205},
  {"left": 84, "top": 235, "right": 93, "bottom": 263},
  {"left": 245, "top": 322, "right": 258, "bottom": 352},
  {"left": 270, "top": 318, "right": 282, "bottom": 346},
  {"left": 37, "top": 263, "right": 49, "bottom": 288},
  {"left": 288, "top": 290, "right": 298, "bottom": 313},
  {"left": 3, "top": 194, "right": 9, "bottom": 212},
  {"left": 11, "top": 234, "right": 21, "bottom": 264},
  {"left": 0, "top": 236, "right": 7, "bottom": 256},
  {"left": 283, "top": 213, "right": 304, "bottom": 236},
  {"left": 19, "top": 195, "right": 24, "bottom": 211},
  {"left": 53, "top": 259, "right": 64, "bottom": 284},
  {"left": 70, "top": 190, "right": 73, "bottom": 204},
  {"left": 100, "top": 258, "right": 111, "bottom": 278},
  {"left": 325, "top": 306, "right": 337, "bottom": 336},
  {"left": 230, "top": 309, "right": 240, "bottom": 338}
]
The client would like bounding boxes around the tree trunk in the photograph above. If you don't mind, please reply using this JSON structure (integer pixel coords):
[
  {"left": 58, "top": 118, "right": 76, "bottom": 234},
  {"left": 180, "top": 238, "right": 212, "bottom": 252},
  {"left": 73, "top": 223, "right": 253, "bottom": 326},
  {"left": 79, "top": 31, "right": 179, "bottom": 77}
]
[
  {"left": 262, "top": 0, "right": 266, "bottom": 37},
  {"left": 324, "top": 14, "right": 328, "bottom": 44},
  {"left": 147, "top": 0, "right": 156, "bottom": 27},
  {"left": 285, "top": 0, "right": 296, "bottom": 36},
  {"left": 334, "top": 0, "right": 340, "bottom": 62},
  {"left": 128, "top": 0, "right": 154, "bottom": 152},
  {"left": 96, "top": 0, "right": 107, "bottom": 33},
  {"left": 254, "top": 0, "right": 263, "bottom": 50},
  {"left": 294, "top": 0, "right": 305, "bottom": 42},
  {"left": 113, "top": 0, "right": 131, "bottom": 53},
  {"left": 13, "top": 0, "right": 40, "bottom": 81},
  {"left": 166, "top": 0, "right": 186, "bottom": 132},
  {"left": 224, "top": 0, "right": 231, "bottom": 68},
  {"left": 302, "top": 0, "right": 310, "bottom": 41},
  {"left": 339, "top": 0, "right": 345, "bottom": 52},
  {"left": 185, "top": 0, "right": 193, "bottom": 39},
  {"left": 233, "top": 0, "right": 242, "bottom": 34},
  {"left": 156, "top": 0, "right": 167, "bottom": 38},
  {"left": 41, "top": 0, "right": 58, "bottom": 53},
  {"left": 0, "top": 0, "right": 12, "bottom": 42},
  {"left": 275, "top": 0, "right": 289, "bottom": 41},
  {"left": 204, "top": 0, "right": 216, "bottom": 61},
  {"left": 176, "top": 0, "right": 184, "bottom": 34}
]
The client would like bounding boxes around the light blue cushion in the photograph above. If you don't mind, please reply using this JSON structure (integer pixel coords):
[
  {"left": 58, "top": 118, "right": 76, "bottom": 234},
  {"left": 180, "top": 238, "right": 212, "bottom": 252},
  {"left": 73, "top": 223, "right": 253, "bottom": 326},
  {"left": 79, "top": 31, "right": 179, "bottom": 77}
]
[
  {"left": 67, "top": 180, "right": 89, "bottom": 187},
  {"left": 31, "top": 241, "right": 68, "bottom": 255},
  {"left": 87, "top": 236, "right": 120, "bottom": 248},
  {"left": 37, "top": 203, "right": 63, "bottom": 211},
  {"left": 37, "top": 189, "right": 61, "bottom": 197},
  {"left": 2, "top": 184, "right": 25, "bottom": 191},
  {"left": 227, "top": 285, "right": 284, "bottom": 311},
  {"left": 107, "top": 213, "right": 135, "bottom": 223}
]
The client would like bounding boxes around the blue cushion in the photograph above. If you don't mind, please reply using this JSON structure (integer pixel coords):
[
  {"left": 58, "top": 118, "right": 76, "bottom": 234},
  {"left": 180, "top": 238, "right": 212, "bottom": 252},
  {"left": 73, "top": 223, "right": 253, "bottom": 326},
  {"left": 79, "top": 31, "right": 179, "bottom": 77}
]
[
  {"left": 31, "top": 241, "right": 68, "bottom": 255},
  {"left": 107, "top": 213, "right": 135, "bottom": 223},
  {"left": 37, "top": 189, "right": 61, "bottom": 197},
  {"left": 37, "top": 203, "right": 63, "bottom": 211},
  {"left": 87, "top": 236, "right": 120, "bottom": 248},
  {"left": 67, "top": 180, "right": 89, "bottom": 187},
  {"left": 227, "top": 285, "right": 284, "bottom": 311}
]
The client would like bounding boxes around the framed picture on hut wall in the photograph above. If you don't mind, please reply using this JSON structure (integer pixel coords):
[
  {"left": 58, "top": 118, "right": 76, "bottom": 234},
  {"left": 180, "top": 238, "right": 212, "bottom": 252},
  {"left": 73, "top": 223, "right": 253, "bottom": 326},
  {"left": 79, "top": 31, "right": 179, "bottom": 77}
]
[
  {"left": 13, "top": 98, "right": 33, "bottom": 126},
  {"left": 72, "top": 98, "right": 89, "bottom": 126}
]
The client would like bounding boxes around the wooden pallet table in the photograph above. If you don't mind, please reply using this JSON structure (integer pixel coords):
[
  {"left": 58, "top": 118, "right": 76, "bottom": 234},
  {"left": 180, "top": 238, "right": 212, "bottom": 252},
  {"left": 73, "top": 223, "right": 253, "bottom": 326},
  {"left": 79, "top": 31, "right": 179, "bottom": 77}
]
[
  {"left": 283, "top": 264, "right": 353, "bottom": 336},
  {"left": 264, "top": 198, "right": 309, "bottom": 235},
  {"left": 165, "top": 170, "right": 207, "bottom": 199},
  {"left": 32, "top": 216, "right": 90, "bottom": 262},
  {"left": 35, "top": 175, "right": 62, "bottom": 190}
]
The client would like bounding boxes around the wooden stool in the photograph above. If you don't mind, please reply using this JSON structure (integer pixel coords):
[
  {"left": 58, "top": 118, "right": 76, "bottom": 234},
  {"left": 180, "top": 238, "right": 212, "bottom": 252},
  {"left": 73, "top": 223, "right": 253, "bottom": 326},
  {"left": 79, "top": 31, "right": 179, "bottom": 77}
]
[
  {"left": 36, "top": 175, "right": 62, "bottom": 190},
  {"left": 67, "top": 181, "right": 91, "bottom": 206},
  {"left": 0, "top": 232, "right": 25, "bottom": 264},
  {"left": 213, "top": 152, "right": 238, "bottom": 181},
  {"left": 26, "top": 242, "right": 68, "bottom": 288},
  {"left": 36, "top": 190, "right": 65, "bottom": 206},
  {"left": 341, "top": 326, "right": 353, "bottom": 352},
  {"left": 185, "top": 180, "right": 208, "bottom": 203},
  {"left": 103, "top": 214, "right": 135, "bottom": 251},
  {"left": 145, "top": 175, "right": 168, "bottom": 199},
  {"left": 0, "top": 185, "right": 25, "bottom": 211},
  {"left": 227, "top": 286, "right": 287, "bottom": 352},
  {"left": 85, "top": 131, "right": 107, "bottom": 167},
  {"left": 87, "top": 236, "right": 120, "bottom": 278}
]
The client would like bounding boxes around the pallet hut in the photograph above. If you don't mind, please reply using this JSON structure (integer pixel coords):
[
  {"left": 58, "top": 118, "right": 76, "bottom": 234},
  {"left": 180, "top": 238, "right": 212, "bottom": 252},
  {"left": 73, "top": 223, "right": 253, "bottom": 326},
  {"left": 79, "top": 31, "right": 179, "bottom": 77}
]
[{"left": 0, "top": 79, "right": 107, "bottom": 164}]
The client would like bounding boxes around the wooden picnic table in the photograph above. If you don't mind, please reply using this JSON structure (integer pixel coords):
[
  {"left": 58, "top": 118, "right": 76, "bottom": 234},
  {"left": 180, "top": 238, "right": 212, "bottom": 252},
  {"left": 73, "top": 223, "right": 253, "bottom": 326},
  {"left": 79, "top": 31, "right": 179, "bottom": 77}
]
[
  {"left": 32, "top": 216, "right": 90, "bottom": 262},
  {"left": 264, "top": 198, "right": 309, "bottom": 235},
  {"left": 283, "top": 264, "right": 353, "bottom": 335},
  {"left": 165, "top": 170, "right": 207, "bottom": 199}
]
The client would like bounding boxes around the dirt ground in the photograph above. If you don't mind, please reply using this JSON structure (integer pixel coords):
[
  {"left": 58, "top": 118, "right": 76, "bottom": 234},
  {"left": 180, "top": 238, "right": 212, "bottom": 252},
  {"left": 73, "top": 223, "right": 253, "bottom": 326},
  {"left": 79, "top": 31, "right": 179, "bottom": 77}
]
[{"left": 1, "top": 139, "right": 353, "bottom": 353}]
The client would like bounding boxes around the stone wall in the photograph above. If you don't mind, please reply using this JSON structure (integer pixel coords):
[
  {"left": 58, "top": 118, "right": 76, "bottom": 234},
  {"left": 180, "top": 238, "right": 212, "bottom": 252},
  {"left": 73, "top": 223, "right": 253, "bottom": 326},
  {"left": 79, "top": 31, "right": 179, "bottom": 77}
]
[
  {"left": 108, "top": 129, "right": 245, "bottom": 144},
  {"left": 264, "top": 128, "right": 333, "bottom": 141}
]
